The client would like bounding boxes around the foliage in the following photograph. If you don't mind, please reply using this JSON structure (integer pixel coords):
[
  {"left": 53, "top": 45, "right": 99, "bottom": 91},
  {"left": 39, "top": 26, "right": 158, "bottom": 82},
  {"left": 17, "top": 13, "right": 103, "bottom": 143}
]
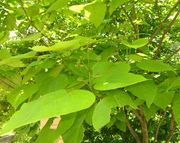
[{"left": 0, "top": 0, "right": 180, "bottom": 143}]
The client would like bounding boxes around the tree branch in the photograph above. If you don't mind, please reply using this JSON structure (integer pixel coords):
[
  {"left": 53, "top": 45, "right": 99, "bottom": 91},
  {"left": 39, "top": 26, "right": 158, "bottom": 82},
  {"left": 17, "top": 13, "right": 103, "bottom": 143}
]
[
  {"left": 134, "top": 107, "right": 149, "bottom": 143},
  {"left": 166, "top": 110, "right": 175, "bottom": 143},
  {"left": 125, "top": 112, "right": 142, "bottom": 143},
  {"left": 153, "top": 10, "right": 180, "bottom": 58},
  {"left": 148, "top": 0, "right": 180, "bottom": 44}
]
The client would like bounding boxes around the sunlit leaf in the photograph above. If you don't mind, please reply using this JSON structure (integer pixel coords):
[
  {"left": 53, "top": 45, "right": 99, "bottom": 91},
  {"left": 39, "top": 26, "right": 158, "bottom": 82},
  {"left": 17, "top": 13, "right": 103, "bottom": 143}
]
[
  {"left": 136, "top": 60, "right": 173, "bottom": 72},
  {"left": 0, "top": 90, "right": 95, "bottom": 135},
  {"left": 84, "top": 1, "right": 106, "bottom": 27},
  {"left": 122, "top": 38, "right": 148, "bottom": 49},
  {"left": 31, "top": 37, "right": 96, "bottom": 52}
]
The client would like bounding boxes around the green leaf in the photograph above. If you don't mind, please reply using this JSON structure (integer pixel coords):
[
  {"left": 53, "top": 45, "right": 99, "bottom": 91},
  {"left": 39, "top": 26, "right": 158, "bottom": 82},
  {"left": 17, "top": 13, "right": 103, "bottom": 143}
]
[
  {"left": 144, "top": 104, "right": 159, "bottom": 121},
  {"left": 168, "top": 77, "right": 180, "bottom": 90},
  {"left": 31, "top": 37, "right": 96, "bottom": 52},
  {"left": 153, "top": 91, "right": 174, "bottom": 109},
  {"left": 122, "top": 38, "right": 148, "bottom": 49},
  {"left": 0, "top": 49, "right": 11, "bottom": 59},
  {"left": 93, "top": 62, "right": 147, "bottom": 90},
  {"left": 127, "top": 80, "right": 157, "bottom": 108},
  {"left": 0, "top": 89, "right": 95, "bottom": 135},
  {"left": 0, "top": 51, "right": 36, "bottom": 67},
  {"left": 136, "top": 60, "right": 173, "bottom": 72},
  {"left": 69, "top": 4, "right": 86, "bottom": 13},
  {"left": 173, "top": 94, "right": 180, "bottom": 126},
  {"left": 0, "top": 32, "right": 9, "bottom": 44},
  {"left": 22, "top": 33, "right": 42, "bottom": 41},
  {"left": 35, "top": 114, "right": 76, "bottom": 143},
  {"left": 92, "top": 62, "right": 146, "bottom": 90},
  {"left": 109, "top": 0, "right": 126, "bottom": 15},
  {"left": 7, "top": 84, "right": 39, "bottom": 109},
  {"left": 84, "top": 1, "right": 106, "bottom": 27},
  {"left": 92, "top": 90, "right": 135, "bottom": 130},
  {"left": 62, "top": 112, "right": 86, "bottom": 143},
  {"left": 37, "top": 74, "right": 69, "bottom": 95},
  {"left": 46, "top": 0, "right": 68, "bottom": 13},
  {"left": 5, "top": 14, "right": 16, "bottom": 30}
]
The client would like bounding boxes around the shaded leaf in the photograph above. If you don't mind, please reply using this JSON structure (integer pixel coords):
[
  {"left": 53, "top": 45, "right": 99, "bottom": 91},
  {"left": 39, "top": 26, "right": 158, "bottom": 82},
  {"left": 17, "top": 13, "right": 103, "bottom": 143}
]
[
  {"left": 35, "top": 114, "right": 76, "bottom": 143},
  {"left": 153, "top": 91, "right": 174, "bottom": 109},
  {"left": 92, "top": 90, "right": 135, "bottom": 130},
  {"left": 7, "top": 84, "right": 39, "bottom": 109},
  {"left": 127, "top": 80, "right": 157, "bottom": 108}
]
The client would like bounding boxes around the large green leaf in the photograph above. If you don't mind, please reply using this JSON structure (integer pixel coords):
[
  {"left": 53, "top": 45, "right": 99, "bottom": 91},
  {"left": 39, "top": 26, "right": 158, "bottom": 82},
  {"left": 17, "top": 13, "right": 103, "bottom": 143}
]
[
  {"left": 127, "top": 80, "right": 157, "bottom": 108},
  {"left": 84, "top": 1, "right": 106, "bottom": 27},
  {"left": 173, "top": 94, "right": 180, "bottom": 126},
  {"left": 92, "top": 62, "right": 147, "bottom": 90},
  {"left": 31, "top": 37, "right": 96, "bottom": 52},
  {"left": 0, "top": 89, "right": 95, "bottom": 135},
  {"left": 136, "top": 60, "right": 173, "bottom": 72},
  {"left": 92, "top": 90, "right": 136, "bottom": 130},
  {"left": 122, "top": 38, "right": 148, "bottom": 49}
]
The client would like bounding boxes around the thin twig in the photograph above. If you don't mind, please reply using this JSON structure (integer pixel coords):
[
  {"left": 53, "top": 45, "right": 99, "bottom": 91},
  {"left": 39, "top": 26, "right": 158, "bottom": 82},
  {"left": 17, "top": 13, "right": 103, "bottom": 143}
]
[
  {"left": 166, "top": 110, "right": 175, "bottom": 143},
  {"left": 148, "top": 0, "right": 180, "bottom": 44},
  {"left": 154, "top": 10, "right": 180, "bottom": 58},
  {"left": 154, "top": 112, "right": 167, "bottom": 143},
  {"left": 125, "top": 112, "right": 142, "bottom": 143}
]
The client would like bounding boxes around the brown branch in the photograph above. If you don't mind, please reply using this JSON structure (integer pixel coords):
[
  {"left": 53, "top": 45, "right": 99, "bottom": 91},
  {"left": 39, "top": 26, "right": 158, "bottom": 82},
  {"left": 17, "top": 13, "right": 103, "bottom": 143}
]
[
  {"left": 154, "top": 112, "right": 167, "bottom": 143},
  {"left": 125, "top": 112, "right": 142, "bottom": 143},
  {"left": 153, "top": 10, "right": 180, "bottom": 58},
  {"left": 134, "top": 107, "right": 149, "bottom": 143},
  {"left": 148, "top": 0, "right": 180, "bottom": 44},
  {"left": 166, "top": 111, "right": 175, "bottom": 143}
]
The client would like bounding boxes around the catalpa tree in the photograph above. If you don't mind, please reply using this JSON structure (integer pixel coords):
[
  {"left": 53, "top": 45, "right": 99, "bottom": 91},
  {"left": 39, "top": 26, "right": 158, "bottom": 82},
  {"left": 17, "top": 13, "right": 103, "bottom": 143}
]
[{"left": 0, "top": 0, "right": 179, "bottom": 143}]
